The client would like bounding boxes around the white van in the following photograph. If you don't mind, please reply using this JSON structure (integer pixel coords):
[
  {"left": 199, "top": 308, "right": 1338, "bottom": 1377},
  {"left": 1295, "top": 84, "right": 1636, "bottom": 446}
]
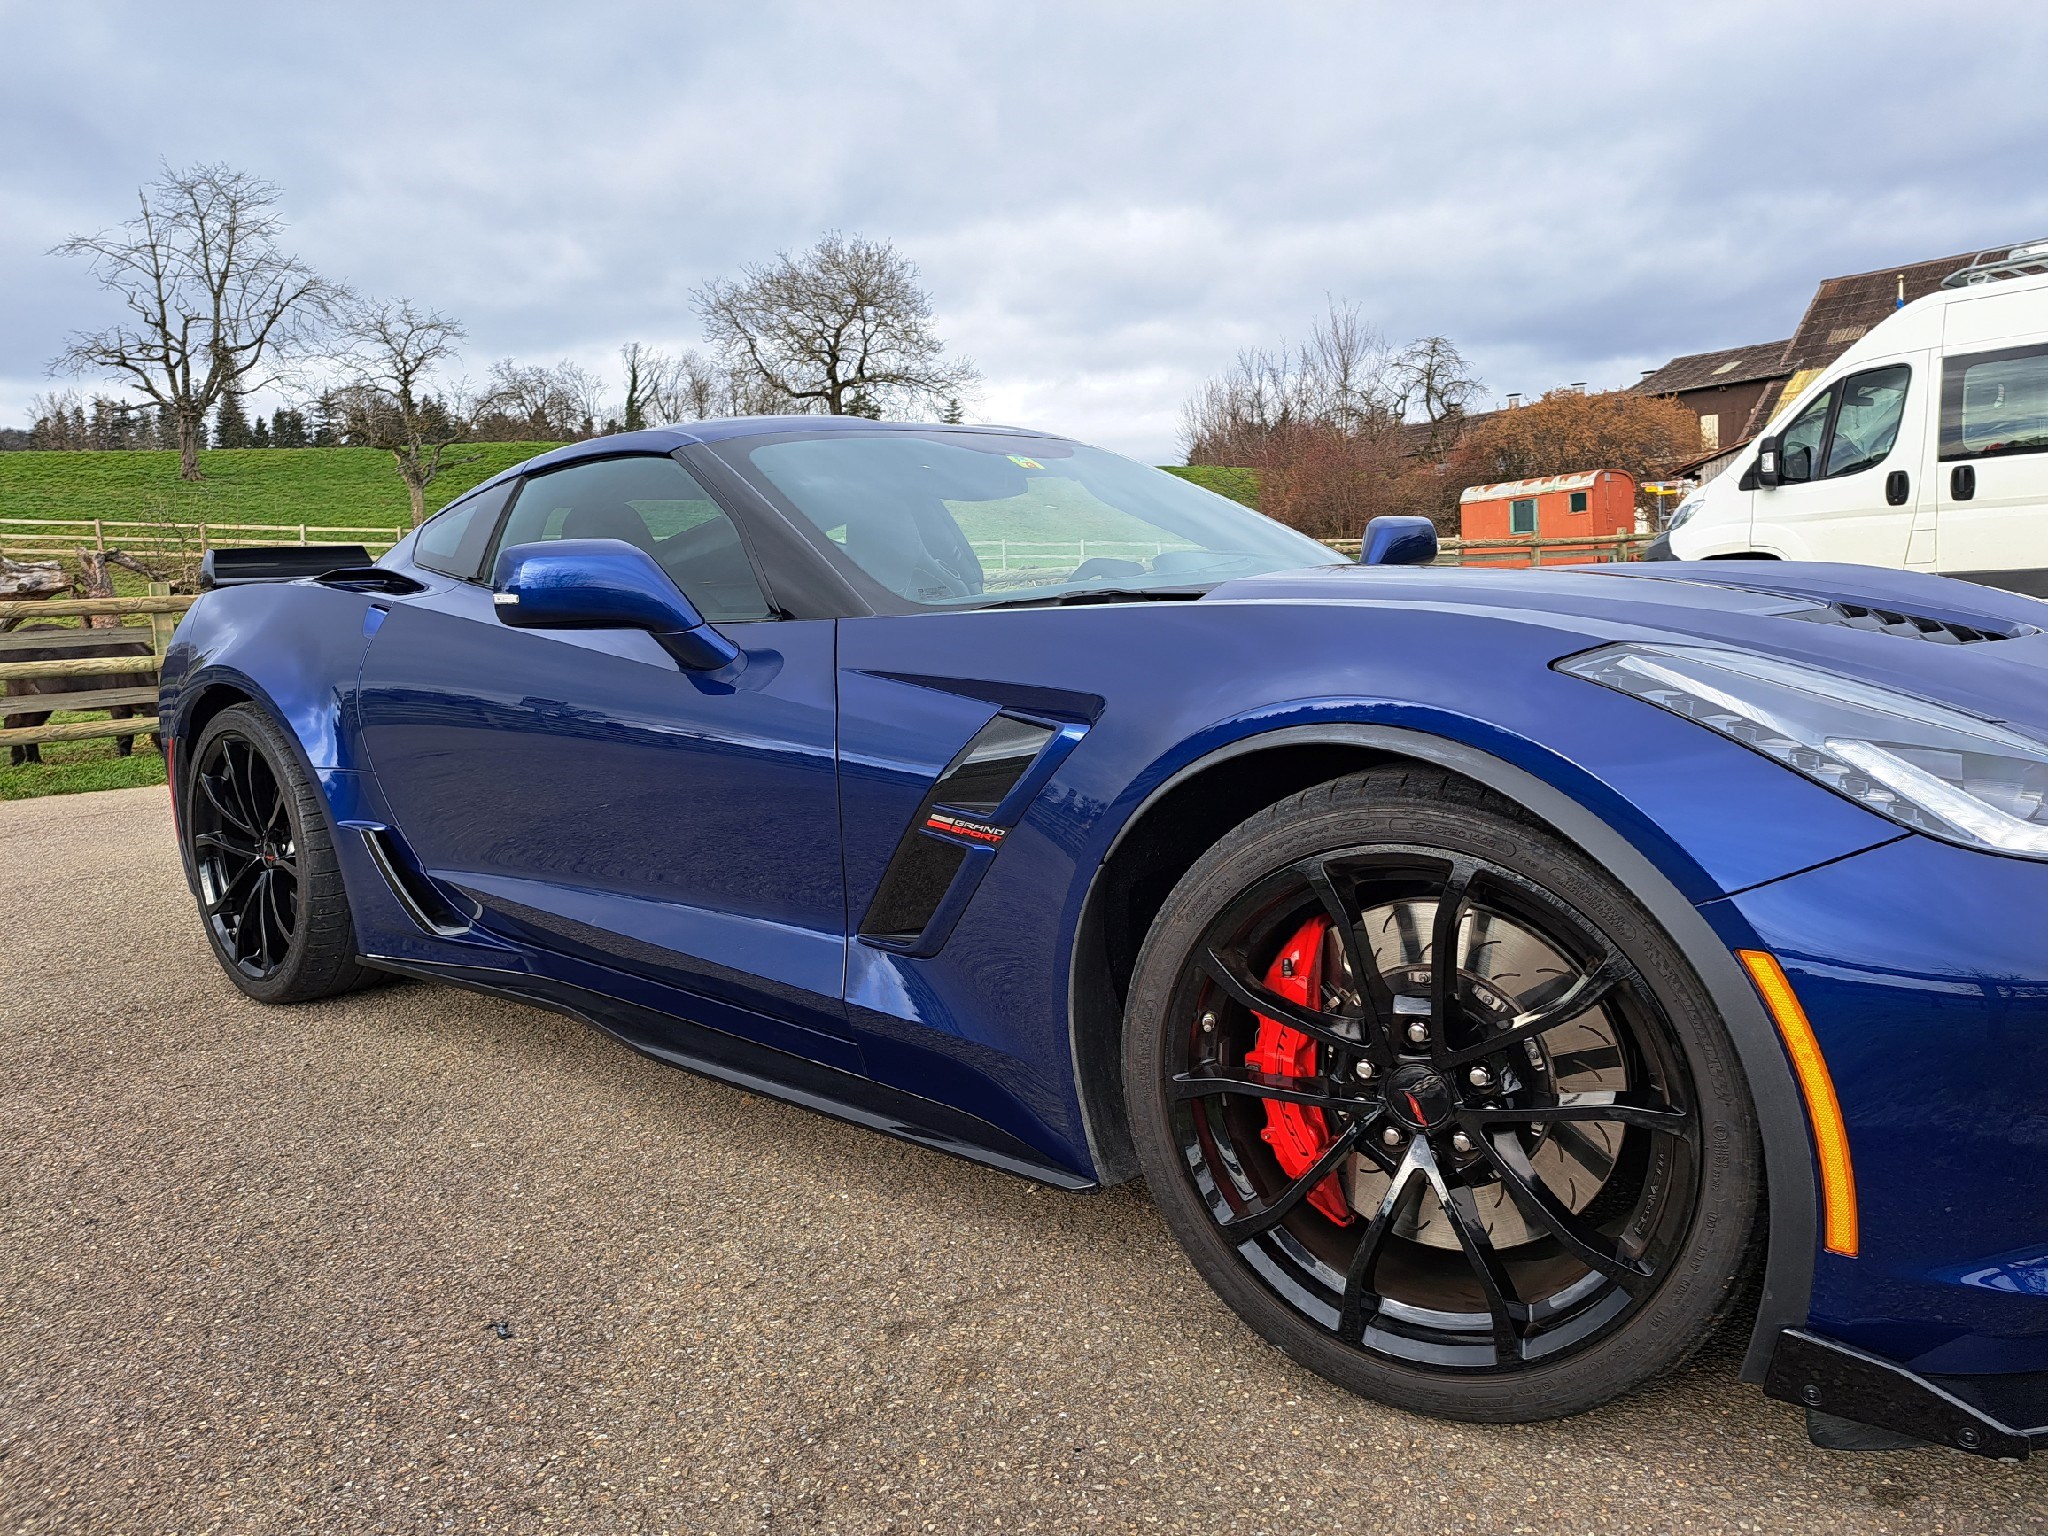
[{"left": 1658, "top": 246, "right": 2048, "bottom": 596}]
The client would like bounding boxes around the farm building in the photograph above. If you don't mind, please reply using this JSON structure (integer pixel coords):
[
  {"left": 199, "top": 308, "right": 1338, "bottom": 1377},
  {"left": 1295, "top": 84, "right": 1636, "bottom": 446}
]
[{"left": 1457, "top": 471, "right": 1637, "bottom": 565}]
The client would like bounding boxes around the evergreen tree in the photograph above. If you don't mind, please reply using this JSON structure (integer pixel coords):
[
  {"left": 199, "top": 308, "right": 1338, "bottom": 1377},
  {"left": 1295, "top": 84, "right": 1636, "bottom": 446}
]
[
  {"left": 271, "top": 407, "right": 310, "bottom": 448},
  {"left": 250, "top": 414, "right": 272, "bottom": 447},
  {"left": 213, "top": 387, "right": 252, "bottom": 448},
  {"left": 309, "top": 391, "right": 343, "bottom": 447}
]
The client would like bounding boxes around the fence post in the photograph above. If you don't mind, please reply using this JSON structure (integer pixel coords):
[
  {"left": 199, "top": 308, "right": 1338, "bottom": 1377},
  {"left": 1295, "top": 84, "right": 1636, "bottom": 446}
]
[
  {"left": 1000, "top": 539, "right": 1009, "bottom": 571},
  {"left": 147, "top": 581, "right": 173, "bottom": 656},
  {"left": 94, "top": 517, "right": 105, "bottom": 552}
]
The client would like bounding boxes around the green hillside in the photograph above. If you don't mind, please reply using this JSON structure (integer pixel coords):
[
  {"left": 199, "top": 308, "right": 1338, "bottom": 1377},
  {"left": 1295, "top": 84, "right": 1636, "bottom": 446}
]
[
  {"left": 0, "top": 444, "right": 559, "bottom": 532},
  {"left": 0, "top": 447, "right": 1261, "bottom": 534}
]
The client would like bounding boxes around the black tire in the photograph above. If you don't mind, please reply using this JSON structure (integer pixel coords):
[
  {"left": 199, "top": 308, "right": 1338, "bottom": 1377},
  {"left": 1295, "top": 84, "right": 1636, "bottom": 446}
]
[
  {"left": 1123, "top": 766, "right": 1760, "bottom": 1423},
  {"left": 183, "top": 703, "right": 377, "bottom": 1004}
]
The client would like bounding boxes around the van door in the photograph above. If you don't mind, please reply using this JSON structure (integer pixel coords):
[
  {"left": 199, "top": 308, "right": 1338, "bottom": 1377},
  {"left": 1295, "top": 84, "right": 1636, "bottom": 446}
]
[
  {"left": 1935, "top": 288, "right": 2048, "bottom": 596},
  {"left": 1750, "top": 356, "right": 1922, "bottom": 566}
]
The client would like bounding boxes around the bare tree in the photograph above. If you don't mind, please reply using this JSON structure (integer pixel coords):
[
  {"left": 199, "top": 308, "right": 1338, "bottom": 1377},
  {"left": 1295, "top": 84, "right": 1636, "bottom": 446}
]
[
  {"left": 1179, "top": 300, "right": 1402, "bottom": 464},
  {"left": 51, "top": 164, "right": 342, "bottom": 480},
  {"left": 472, "top": 358, "right": 605, "bottom": 441},
  {"left": 695, "top": 233, "right": 978, "bottom": 418},
  {"left": 1390, "top": 336, "right": 1482, "bottom": 427},
  {"left": 334, "top": 298, "right": 476, "bottom": 525}
]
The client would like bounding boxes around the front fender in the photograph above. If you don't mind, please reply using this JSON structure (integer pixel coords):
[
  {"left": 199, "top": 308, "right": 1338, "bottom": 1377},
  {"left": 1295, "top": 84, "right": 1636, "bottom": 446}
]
[{"left": 1075, "top": 710, "right": 1895, "bottom": 1384}]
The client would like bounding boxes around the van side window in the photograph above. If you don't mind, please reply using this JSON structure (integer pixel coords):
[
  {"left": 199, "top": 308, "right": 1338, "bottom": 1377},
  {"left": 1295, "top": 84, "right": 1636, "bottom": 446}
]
[
  {"left": 1823, "top": 364, "right": 1911, "bottom": 477},
  {"left": 414, "top": 480, "right": 515, "bottom": 581},
  {"left": 1941, "top": 343, "right": 2048, "bottom": 462},
  {"left": 1776, "top": 387, "right": 1834, "bottom": 483}
]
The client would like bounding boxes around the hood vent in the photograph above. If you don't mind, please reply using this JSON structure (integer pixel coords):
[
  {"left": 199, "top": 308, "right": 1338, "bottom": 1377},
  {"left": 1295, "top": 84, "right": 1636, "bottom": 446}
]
[{"left": 1781, "top": 601, "right": 2038, "bottom": 646}]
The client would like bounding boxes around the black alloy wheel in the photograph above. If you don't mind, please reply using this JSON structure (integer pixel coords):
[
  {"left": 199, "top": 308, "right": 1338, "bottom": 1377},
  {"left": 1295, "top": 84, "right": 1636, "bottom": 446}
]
[
  {"left": 1125, "top": 767, "right": 1759, "bottom": 1422},
  {"left": 184, "top": 704, "right": 376, "bottom": 1004},
  {"left": 191, "top": 728, "right": 299, "bottom": 978}
]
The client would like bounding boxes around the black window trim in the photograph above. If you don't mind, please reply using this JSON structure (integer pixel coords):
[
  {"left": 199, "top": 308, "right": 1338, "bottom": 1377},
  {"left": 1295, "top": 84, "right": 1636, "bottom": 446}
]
[{"left": 1939, "top": 340, "right": 2048, "bottom": 463}]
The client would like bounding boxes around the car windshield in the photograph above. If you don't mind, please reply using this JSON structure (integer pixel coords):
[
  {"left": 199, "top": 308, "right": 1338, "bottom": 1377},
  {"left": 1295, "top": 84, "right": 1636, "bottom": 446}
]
[{"left": 729, "top": 429, "right": 1343, "bottom": 608}]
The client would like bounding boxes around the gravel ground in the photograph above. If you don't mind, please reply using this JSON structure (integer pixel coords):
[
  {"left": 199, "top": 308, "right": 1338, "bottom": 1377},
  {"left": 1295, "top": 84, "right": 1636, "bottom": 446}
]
[{"left": 2, "top": 785, "right": 2041, "bottom": 1535}]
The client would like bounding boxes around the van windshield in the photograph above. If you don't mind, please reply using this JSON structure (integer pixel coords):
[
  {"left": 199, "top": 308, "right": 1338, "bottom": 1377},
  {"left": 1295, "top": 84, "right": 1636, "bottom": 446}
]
[{"left": 729, "top": 429, "right": 1343, "bottom": 609}]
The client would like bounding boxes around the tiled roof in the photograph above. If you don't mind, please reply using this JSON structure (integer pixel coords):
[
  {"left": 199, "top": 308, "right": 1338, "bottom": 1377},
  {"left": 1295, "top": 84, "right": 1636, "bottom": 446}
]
[
  {"left": 1633, "top": 339, "right": 1791, "bottom": 396},
  {"left": 1779, "top": 251, "right": 1979, "bottom": 373}
]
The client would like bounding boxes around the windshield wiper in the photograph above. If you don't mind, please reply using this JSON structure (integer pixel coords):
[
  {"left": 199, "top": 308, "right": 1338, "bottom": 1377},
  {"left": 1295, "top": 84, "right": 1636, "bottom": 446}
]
[{"left": 973, "top": 584, "right": 1213, "bottom": 610}]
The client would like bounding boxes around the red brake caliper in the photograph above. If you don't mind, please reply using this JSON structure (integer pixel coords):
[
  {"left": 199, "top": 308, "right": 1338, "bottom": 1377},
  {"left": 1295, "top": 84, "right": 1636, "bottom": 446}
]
[{"left": 1244, "top": 915, "right": 1355, "bottom": 1225}]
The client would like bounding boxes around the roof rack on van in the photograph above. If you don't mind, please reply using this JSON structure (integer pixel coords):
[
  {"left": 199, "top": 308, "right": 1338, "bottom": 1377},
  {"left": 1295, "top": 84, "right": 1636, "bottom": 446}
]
[{"left": 1941, "top": 240, "right": 2048, "bottom": 289}]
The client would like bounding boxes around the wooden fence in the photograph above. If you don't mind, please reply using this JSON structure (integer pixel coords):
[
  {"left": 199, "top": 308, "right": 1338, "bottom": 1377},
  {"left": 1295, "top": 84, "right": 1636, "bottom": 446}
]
[
  {"left": 1329, "top": 531, "right": 1655, "bottom": 565},
  {"left": 0, "top": 591, "right": 196, "bottom": 752},
  {"left": 0, "top": 515, "right": 403, "bottom": 563}
]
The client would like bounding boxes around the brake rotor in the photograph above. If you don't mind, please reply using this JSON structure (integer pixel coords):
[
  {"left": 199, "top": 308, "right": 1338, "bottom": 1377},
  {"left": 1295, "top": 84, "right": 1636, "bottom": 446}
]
[{"left": 1343, "top": 896, "right": 1627, "bottom": 1250}]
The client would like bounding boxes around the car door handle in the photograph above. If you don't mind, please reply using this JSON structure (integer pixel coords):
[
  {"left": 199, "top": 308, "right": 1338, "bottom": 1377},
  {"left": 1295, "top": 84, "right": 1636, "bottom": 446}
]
[
  {"left": 1950, "top": 464, "right": 1976, "bottom": 501},
  {"left": 1885, "top": 470, "right": 1910, "bottom": 507}
]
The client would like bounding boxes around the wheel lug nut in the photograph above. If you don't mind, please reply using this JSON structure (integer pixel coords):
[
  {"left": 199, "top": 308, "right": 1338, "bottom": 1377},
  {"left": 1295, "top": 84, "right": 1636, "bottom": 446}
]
[
  {"left": 1405, "top": 1021, "right": 1428, "bottom": 1044},
  {"left": 1451, "top": 1131, "right": 1475, "bottom": 1154},
  {"left": 1354, "top": 1060, "right": 1375, "bottom": 1080},
  {"left": 1200, "top": 1012, "right": 1217, "bottom": 1034},
  {"left": 1381, "top": 1127, "right": 1403, "bottom": 1147},
  {"left": 1467, "top": 1066, "right": 1492, "bottom": 1088}
]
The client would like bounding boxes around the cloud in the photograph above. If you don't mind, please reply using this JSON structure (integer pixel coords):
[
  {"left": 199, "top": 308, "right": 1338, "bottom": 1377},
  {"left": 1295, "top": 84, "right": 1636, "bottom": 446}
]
[{"left": 3, "top": 1, "right": 2045, "bottom": 459}]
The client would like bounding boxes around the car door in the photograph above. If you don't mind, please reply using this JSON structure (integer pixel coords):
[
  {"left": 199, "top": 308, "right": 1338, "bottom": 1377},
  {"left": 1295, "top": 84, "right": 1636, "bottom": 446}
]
[
  {"left": 355, "top": 452, "right": 855, "bottom": 1065},
  {"left": 1751, "top": 358, "right": 1921, "bottom": 566},
  {"left": 1935, "top": 287, "right": 2048, "bottom": 595}
]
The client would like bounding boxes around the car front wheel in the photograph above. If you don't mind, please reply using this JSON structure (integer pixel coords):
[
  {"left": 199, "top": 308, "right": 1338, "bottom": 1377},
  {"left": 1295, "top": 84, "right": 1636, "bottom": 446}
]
[{"left": 1124, "top": 766, "right": 1761, "bottom": 1422}]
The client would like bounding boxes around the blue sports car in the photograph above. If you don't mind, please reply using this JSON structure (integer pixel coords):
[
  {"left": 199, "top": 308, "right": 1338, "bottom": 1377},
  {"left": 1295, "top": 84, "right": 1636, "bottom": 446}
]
[{"left": 162, "top": 418, "right": 2048, "bottom": 1456}]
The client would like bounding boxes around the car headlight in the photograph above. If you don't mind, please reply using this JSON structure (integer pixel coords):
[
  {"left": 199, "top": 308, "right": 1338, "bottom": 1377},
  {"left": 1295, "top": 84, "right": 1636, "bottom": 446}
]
[{"left": 1557, "top": 643, "right": 2048, "bottom": 857}]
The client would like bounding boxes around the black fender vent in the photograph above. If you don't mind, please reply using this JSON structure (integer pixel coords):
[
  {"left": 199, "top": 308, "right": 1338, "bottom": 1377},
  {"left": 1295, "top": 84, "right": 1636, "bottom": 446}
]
[{"left": 859, "top": 713, "right": 1060, "bottom": 948}]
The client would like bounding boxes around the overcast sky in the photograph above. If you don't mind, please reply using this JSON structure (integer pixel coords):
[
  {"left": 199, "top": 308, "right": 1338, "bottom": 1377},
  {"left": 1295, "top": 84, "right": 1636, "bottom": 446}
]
[{"left": 4, "top": 2, "right": 2045, "bottom": 461}]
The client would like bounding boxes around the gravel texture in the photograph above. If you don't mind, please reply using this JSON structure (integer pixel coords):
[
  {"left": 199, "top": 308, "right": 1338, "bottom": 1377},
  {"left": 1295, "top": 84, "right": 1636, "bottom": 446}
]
[{"left": 2, "top": 785, "right": 2041, "bottom": 1534}]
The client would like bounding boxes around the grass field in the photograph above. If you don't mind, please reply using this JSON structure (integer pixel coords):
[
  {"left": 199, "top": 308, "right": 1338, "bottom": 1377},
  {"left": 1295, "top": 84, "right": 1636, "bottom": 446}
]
[
  {"left": 0, "top": 447, "right": 1259, "bottom": 535},
  {"left": 0, "top": 715, "right": 165, "bottom": 800},
  {"left": 0, "top": 444, "right": 560, "bottom": 533}
]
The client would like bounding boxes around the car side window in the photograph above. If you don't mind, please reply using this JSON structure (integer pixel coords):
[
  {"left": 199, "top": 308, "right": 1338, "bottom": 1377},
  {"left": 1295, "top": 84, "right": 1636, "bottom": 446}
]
[
  {"left": 1941, "top": 342, "right": 2048, "bottom": 462},
  {"left": 1775, "top": 386, "right": 1834, "bottom": 483},
  {"left": 490, "top": 455, "right": 772, "bottom": 622},
  {"left": 1823, "top": 364, "right": 1910, "bottom": 478},
  {"left": 414, "top": 480, "right": 515, "bottom": 581}
]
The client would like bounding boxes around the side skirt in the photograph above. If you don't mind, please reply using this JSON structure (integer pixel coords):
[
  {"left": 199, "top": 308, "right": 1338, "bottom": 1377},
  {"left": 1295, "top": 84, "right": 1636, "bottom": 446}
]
[{"left": 362, "top": 954, "right": 1098, "bottom": 1193}]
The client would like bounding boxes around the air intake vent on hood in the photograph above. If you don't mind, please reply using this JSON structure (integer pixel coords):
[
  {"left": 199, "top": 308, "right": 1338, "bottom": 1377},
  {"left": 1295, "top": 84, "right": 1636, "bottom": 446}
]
[{"left": 1782, "top": 601, "right": 2038, "bottom": 646}]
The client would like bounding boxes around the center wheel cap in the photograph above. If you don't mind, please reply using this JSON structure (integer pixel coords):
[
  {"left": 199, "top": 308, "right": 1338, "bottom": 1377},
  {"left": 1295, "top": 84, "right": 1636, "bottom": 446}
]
[{"left": 1385, "top": 1063, "right": 1454, "bottom": 1131}]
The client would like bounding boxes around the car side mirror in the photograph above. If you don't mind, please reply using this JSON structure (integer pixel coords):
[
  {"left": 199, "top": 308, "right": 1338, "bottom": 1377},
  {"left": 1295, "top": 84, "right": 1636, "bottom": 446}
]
[
  {"left": 1755, "top": 435, "right": 1782, "bottom": 489},
  {"left": 1358, "top": 515, "right": 1439, "bottom": 566},
  {"left": 491, "top": 538, "right": 740, "bottom": 672}
]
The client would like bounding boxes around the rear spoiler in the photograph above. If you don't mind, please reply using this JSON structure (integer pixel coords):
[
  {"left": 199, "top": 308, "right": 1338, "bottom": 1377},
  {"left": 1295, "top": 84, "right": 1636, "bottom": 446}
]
[{"left": 199, "top": 545, "right": 374, "bottom": 589}]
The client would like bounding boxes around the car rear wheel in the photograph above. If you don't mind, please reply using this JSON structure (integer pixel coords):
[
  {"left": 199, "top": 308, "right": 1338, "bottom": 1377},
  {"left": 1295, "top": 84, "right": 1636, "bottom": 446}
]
[
  {"left": 184, "top": 704, "right": 377, "bottom": 1004},
  {"left": 1124, "top": 766, "right": 1761, "bottom": 1422}
]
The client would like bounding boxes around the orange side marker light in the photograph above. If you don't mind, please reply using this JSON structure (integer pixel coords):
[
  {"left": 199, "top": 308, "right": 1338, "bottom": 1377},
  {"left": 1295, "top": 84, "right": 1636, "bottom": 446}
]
[{"left": 1737, "top": 950, "right": 1858, "bottom": 1257}]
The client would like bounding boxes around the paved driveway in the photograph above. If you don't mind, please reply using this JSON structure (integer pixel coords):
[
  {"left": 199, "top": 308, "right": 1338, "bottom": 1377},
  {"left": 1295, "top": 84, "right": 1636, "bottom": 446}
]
[{"left": 1, "top": 786, "right": 2039, "bottom": 1534}]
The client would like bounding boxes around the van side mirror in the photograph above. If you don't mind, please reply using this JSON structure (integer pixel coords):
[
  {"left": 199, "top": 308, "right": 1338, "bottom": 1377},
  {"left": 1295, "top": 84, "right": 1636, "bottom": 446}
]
[
  {"left": 1358, "top": 515, "right": 1439, "bottom": 566},
  {"left": 491, "top": 538, "right": 740, "bottom": 671},
  {"left": 1755, "top": 435, "right": 1781, "bottom": 489}
]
